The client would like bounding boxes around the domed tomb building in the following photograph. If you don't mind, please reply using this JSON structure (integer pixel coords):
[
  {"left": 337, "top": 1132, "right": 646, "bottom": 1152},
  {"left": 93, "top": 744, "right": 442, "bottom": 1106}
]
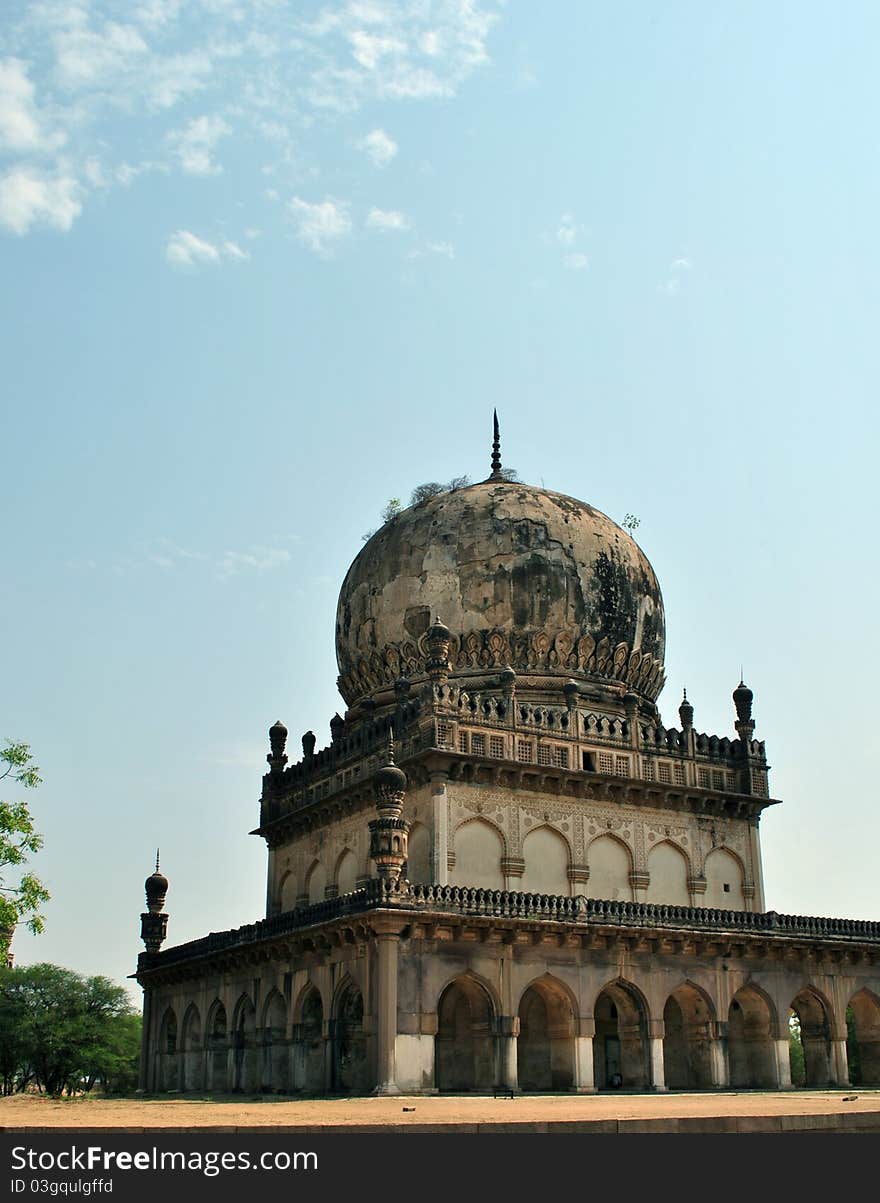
[{"left": 136, "top": 428, "right": 880, "bottom": 1096}]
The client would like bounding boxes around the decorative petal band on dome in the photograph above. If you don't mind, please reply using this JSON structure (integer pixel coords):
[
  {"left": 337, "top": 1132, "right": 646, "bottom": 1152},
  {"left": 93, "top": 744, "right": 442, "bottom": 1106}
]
[{"left": 336, "top": 624, "right": 666, "bottom": 706}]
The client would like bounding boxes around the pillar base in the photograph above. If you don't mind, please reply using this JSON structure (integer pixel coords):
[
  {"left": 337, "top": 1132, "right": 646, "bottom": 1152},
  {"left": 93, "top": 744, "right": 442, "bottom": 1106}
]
[{"left": 372, "top": 1082, "right": 401, "bottom": 1096}]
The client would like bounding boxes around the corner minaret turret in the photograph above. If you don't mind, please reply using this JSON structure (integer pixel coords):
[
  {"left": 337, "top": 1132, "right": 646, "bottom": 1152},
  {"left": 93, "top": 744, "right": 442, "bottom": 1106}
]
[
  {"left": 369, "top": 732, "right": 410, "bottom": 883},
  {"left": 140, "top": 851, "right": 169, "bottom": 953},
  {"left": 488, "top": 409, "right": 503, "bottom": 481}
]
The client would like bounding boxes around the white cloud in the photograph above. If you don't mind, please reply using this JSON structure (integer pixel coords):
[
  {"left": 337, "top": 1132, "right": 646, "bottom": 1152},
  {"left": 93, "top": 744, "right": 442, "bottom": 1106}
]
[
  {"left": 289, "top": 196, "right": 351, "bottom": 254},
  {"left": 165, "top": 228, "right": 249, "bottom": 267},
  {"left": 168, "top": 114, "right": 230, "bottom": 175},
  {"left": 0, "top": 58, "right": 63, "bottom": 153},
  {"left": 0, "top": 167, "right": 81, "bottom": 234},
  {"left": 556, "top": 213, "right": 577, "bottom": 245},
  {"left": 2, "top": 0, "right": 502, "bottom": 236},
  {"left": 564, "top": 252, "right": 588, "bottom": 271},
  {"left": 217, "top": 545, "right": 291, "bottom": 578},
  {"left": 408, "top": 239, "right": 454, "bottom": 260},
  {"left": 358, "top": 127, "right": 397, "bottom": 167},
  {"left": 53, "top": 21, "right": 149, "bottom": 90},
  {"left": 366, "top": 206, "right": 410, "bottom": 231},
  {"left": 658, "top": 257, "right": 693, "bottom": 296}
]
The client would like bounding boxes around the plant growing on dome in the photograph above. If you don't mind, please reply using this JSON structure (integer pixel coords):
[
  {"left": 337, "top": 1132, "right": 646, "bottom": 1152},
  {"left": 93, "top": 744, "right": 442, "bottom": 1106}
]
[{"left": 623, "top": 513, "right": 640, "bottom": 531}]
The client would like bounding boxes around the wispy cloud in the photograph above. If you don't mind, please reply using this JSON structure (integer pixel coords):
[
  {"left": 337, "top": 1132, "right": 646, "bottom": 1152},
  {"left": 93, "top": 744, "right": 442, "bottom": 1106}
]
[
  {"left": 547, "top": 211, "right": 588, "bottom": 271},
  {"left": 118, "top": 536, "right": 295, "bottom": 578},
  {"left": 165, "top": 228, "right": 249, "bottom": 267},
  {"left": 167, "top": 114, "right": 230, "bottom": 176},
  {"left": 366, "top": 206, "right": 410, "bottom": 232},
  {"left": 217, "top": 545, "right": 291, "bottom": 578},
  {"left": 289, "top": 196, "right": 352, "bottom": 254},
  {"left": 556, "top": 213, "right": 578, "bottom": 245},
  {"left": 357, "top": 127, "right": 397, "bottom": 167},
  {"left": 1, "top": 1, "right": 503, "bottom": 236},
  {"left": 408, "top": 239, "right": 454, "bottom": 260},
  {"left": 659, "top": 256, "right": 693, "bottom": 296}
]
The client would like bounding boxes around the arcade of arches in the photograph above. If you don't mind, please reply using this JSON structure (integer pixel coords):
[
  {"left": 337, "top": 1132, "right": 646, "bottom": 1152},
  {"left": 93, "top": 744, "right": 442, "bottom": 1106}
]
[{"left": 145, "top": 945, "right": 880, "bottom": 1094}]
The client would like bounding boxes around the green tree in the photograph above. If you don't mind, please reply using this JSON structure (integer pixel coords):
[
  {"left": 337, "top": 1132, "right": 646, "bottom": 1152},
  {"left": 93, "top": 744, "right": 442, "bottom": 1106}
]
[
  {"left": 0, "top": 963, "right": 140, "bottom": 1096},
  {"left": 0, "top": 742, "right": 50, "bottom": 960}
]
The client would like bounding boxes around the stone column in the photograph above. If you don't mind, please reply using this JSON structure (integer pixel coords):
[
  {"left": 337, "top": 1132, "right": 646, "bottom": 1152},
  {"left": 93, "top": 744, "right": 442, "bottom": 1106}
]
[
  {"left": 648, "top": 1021, "right": 667, "bottom": 1092},
  {"left": 775, "top": 1038, "right": 794, "bottom": 1089},
  {"left": 832, "top": 1036, "right": 850, "bottom": 1087},
  {"left": 323, "top": 1022, "right": 333, "bottom": 1092},
  {"left": 574, "top": 1019, "right": 596, "bottom": 1093},
  {"left": 375, "top": 930, "right": 400, "bottom": 1094},
  {"left": 710, "top": 1021, "right": 730, "bottom": 1088},
  {"left": 747, "top": 818, "right": 766, "bottom": 912},
  {"left": 498, "top": 1016, "right": 519, "bottom": 1091},
  {"left": 430, "top": 768, "right": 449, "bottom": 885},
  {"left": 138, "top": 989, "right": 153, "bottom": 1092}
]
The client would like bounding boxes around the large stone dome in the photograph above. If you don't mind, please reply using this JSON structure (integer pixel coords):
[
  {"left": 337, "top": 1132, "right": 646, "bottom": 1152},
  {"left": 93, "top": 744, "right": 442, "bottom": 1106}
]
[{"left": 335, "top": 479, "right": 665, "bottom": 707}]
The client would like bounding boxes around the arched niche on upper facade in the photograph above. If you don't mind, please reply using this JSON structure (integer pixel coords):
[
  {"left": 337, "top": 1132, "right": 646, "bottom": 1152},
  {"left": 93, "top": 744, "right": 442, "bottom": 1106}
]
[
  {"left": 586, "top": 834, "right": 633, "bottom": 902},
  {"left": 278, "top": 870, "right": 297, "bottom": 913},
  {"left": 703, "top": 847, "right": 745, "bottom": 909},
  {"left": 645, "top": 840, "right": 690, "bottom": 906},
  {"left": 450, "top": 818, "right": 504, "bottom": 890},
  {"left": 305, "top": 860, "right": 327, "bottom": 905},
  {"left": 335, "top": 849, "right": 358, "bottom": 896},
  {"left": 520, "top": 825, "right": 570, "bottom": 896}
]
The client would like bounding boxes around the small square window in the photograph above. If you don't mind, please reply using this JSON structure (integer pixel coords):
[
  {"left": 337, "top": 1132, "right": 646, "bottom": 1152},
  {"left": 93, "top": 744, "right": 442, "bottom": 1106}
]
[{"left": 723, "top": 883, "right": 730, "bottom": 893}]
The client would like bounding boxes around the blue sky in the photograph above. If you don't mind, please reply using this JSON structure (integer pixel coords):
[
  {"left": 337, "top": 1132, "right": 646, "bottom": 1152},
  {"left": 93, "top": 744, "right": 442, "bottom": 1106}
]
[{"left": 2, "top": 1, "right": 879, "bottom": 997}]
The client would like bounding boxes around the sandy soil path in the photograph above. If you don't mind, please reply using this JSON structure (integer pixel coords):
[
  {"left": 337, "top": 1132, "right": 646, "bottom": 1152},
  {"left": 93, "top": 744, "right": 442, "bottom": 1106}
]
[{"left": 2, "top": 1090, "right": 879, "bottom": 1130}]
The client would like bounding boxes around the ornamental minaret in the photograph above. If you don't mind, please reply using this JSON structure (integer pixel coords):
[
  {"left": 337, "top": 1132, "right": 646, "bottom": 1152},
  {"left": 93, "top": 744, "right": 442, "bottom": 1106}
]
[
  {"left": 140, "top": 851, "right": 169, "bottom": 953},
  {"left": 369, "top": 732, "right": 410, "bottom": 882}
]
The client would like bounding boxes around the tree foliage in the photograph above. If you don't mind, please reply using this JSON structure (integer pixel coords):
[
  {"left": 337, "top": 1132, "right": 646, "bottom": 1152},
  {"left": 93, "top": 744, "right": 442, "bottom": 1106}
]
[
  {"left": 0, "top": 963, "right": 140, "bottom": 1096},
  {"left": 0, "top": 742, "right": 50, "bottom": 956}
]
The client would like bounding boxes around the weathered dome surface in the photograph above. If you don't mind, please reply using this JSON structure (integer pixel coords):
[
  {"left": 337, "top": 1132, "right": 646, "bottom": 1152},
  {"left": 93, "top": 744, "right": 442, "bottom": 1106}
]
[{"left": 335, "top": 480, "right": 665, "bottom": 706}]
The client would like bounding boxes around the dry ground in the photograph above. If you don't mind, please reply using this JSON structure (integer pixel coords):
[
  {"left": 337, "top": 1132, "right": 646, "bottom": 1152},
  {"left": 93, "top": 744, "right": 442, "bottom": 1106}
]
[{"left": 2, "top": 1090, "right": 880, "bottom": 1132}]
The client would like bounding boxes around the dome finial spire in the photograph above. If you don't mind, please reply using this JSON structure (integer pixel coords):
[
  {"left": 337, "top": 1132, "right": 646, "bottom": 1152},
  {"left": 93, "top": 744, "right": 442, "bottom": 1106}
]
[
  {"left": 155, "top": 848, "right": 160, "bottom": 873},
  {"left": 489, "top": 409, "right": 502, "bottom": 480}
]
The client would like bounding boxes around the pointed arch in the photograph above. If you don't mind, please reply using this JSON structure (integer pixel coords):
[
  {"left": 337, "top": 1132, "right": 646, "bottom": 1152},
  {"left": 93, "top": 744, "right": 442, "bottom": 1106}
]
[
  {"left": 305, "top": 859, "right": 327, "bottom": 905},
  {"left": 293, "top": 980, "right": 326, "bottom": 1023},
  {"left": 663, "top": 981, "right": 717, "bottom": 1090},
  {"left": 277, "top": 870, "right": 297, "bottom": 913},
  {"left": 335, "top": 848, "right": 358, "bottom": 896},
  {"left": 593, "top": 978, "right": 650, "bottom": 1090},
  {"left": 789, "top": 985, "right": 834, "bottom": 1088},
  {"left": 331, "top": 976, "right": 367, "bottom": 1093},
  {"left": 847, "top": 988, "right": 880, "bottom": 1085},
  {"left": 158, "top": 1006, "right": 178, "bottom": 1092},
  {"left": 450, "top": 817, "right": 505, "bottom": 890},
  {"left": 521, "top": 824, "right": 571, "bottom": 896},
  {"left": 180, "top": 1003, "right": 203, "bottom": 1093},
  {"left": 703, "top": 846, "right": 746, "bottom": 909},
  {"left": 293, "top": 982, "right": 325, "bottom": 1094},
  {"left": 435, "top": 973, "right": 498, "bottom": 1092},
  {"left": 232, "top": 993, "right": 258, "bottom": 1094},
  {"left": 646, "top": 839, "right": 690, "bottom": 906},
  {"left": 586, "top": 832, "right": 633, "bottom": 902},
  {"left": 728, "top": 982, "right": 777, "bottom": 1088},
  {"left": 517, "top": 974, "right": 577, "bottom": 1092},
  {"left": 260, "top": 989, "right": 288, "bottom": 1094},
  {"left": 205, "top": 999, "right": 228, "bottom": 1093}
]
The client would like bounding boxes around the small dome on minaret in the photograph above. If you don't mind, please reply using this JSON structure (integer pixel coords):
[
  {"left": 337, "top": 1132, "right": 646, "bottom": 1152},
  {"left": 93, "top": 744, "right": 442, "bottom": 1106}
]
[
  {"left": 733, "top": 678, "right": 754, "bottom": 724},
  {"left": 679, "top": 688, "right": 694, "bottom": 729},
  {"left": 145, "top": 851, "right": 168, "bottom": 913}
]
